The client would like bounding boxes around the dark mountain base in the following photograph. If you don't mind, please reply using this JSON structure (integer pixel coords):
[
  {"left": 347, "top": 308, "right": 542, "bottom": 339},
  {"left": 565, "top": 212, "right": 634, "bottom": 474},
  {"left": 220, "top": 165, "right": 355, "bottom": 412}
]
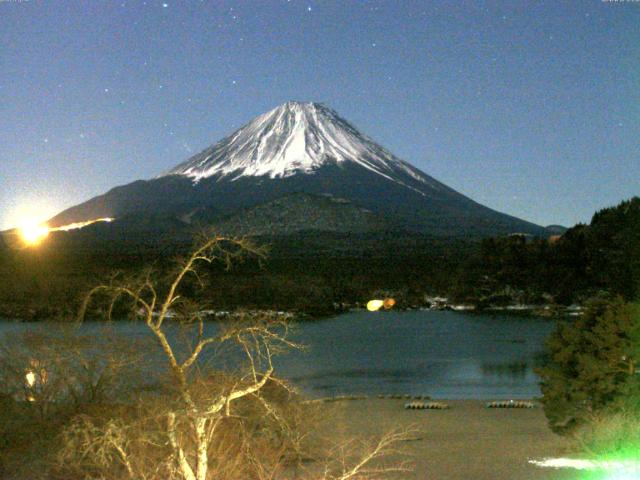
[
  {"left": 2, "top": 197, "right": 637, "bottom": 321},
  {"left": 50, "top": 163, "right": 548, "bottom": 238}
]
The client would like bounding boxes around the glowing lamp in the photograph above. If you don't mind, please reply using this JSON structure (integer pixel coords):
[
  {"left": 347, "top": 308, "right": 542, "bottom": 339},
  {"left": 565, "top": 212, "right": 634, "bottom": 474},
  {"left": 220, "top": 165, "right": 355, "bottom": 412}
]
[
  {"left": 25, "top": 370, "right": 36, "bottom": 387},
  {"left": 367, "top": 300, "right": 384, "bottom": 312}
]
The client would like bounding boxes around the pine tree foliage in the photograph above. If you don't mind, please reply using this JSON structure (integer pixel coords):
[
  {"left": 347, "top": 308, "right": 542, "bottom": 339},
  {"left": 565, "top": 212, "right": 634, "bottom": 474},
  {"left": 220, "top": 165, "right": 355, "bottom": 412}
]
[{"left": 537, "top": 296, "right": 640, "bottom": 434}]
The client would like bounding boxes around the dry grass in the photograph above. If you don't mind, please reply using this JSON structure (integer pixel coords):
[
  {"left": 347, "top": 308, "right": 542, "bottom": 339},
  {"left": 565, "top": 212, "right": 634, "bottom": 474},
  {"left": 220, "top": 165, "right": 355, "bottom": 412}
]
[{"left": 317, "top": 398, "right": 574, "bottom": 480}]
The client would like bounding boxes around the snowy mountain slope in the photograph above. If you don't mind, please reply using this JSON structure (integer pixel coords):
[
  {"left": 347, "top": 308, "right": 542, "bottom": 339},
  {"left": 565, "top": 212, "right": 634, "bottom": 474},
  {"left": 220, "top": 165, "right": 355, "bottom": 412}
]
[
  {"left": 49, "top": 101, "right": 547, "bottom": 238},
  {"left": 163, "top": 101, "right": 446, "bottom": 198}
]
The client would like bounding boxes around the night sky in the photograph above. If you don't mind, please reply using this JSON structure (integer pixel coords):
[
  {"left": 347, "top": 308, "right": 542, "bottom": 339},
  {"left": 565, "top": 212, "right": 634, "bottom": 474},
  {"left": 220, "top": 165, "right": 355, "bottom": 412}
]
[{"left": 1, "top": 0, "right": 638, "bottom": 230}]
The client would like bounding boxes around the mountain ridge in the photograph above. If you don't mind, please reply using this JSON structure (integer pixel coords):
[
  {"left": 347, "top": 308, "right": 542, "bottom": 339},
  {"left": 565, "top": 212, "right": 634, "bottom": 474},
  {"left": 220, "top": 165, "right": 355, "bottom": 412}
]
[{"left": 49, "top": 101, "right": 548, "bottom": 238}]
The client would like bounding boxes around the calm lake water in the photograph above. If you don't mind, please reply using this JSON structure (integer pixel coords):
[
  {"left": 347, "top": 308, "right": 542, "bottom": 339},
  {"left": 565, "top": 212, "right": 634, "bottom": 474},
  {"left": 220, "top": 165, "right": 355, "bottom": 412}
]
[{"left": 0, "top": 310, "right": 554, "bottom": 399}]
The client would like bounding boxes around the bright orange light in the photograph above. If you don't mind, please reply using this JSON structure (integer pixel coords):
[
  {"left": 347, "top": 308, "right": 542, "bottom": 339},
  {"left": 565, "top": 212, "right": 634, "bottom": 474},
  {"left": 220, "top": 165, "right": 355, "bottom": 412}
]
[
  {"left": 19, "top": 220, "right": 50, "bottom": 246},
  {"left": 383, "top": 298, "right": 396, "bottom": 309},
  {"left": 7, "top": 215, "right": 115, "bottom": 249}
]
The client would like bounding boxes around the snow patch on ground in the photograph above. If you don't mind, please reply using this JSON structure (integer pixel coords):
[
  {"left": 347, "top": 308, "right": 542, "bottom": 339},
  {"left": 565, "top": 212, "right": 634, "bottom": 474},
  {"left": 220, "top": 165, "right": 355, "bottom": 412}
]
[{"left": 530, "top": 457, "right": 640, "bottom": 474}]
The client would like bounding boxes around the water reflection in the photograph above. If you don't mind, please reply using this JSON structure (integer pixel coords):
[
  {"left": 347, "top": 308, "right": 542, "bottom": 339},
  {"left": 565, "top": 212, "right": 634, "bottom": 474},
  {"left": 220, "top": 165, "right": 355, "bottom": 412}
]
[{"left": 480, "top": 361, "right": 529, "bottom": 380}]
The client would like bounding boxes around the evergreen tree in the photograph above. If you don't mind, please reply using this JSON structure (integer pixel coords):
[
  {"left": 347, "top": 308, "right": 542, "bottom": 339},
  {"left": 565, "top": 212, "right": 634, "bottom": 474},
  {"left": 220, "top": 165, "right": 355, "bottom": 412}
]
[{"left": 537, "top": 296, "right": 639, "bottom": 433}]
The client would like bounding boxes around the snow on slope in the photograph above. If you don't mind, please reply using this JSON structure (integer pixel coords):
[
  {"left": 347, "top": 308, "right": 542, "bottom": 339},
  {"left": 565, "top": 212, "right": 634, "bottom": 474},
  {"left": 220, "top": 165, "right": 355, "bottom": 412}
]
[{"left": 163, "top": 101, "right": 439, "bottom": 194}]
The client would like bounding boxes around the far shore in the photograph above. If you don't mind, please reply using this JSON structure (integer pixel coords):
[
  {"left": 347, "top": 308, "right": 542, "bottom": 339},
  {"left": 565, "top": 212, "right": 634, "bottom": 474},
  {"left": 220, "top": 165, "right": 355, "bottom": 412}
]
[{"left": 0, "top": 300, "right": 582, "bottom": 323}]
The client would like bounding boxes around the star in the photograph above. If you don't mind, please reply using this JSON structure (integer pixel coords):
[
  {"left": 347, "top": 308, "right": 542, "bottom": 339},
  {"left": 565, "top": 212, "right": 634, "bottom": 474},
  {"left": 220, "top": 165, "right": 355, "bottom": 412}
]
[{"left": 162, "top": 3, "right": 168, "bottom": 8}]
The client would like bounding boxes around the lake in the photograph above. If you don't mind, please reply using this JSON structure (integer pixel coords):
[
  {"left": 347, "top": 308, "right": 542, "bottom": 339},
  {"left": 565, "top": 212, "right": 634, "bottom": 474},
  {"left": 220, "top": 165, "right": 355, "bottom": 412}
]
[{"left": 0, "top": 310, "right": 555, "bottom": 400}]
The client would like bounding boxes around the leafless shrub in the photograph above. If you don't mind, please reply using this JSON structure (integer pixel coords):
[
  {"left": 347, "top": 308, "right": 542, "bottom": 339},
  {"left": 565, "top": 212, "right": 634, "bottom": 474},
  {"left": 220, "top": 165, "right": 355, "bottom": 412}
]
[{"left": 0, "top": 325, "right": 149, "bottom": 416}]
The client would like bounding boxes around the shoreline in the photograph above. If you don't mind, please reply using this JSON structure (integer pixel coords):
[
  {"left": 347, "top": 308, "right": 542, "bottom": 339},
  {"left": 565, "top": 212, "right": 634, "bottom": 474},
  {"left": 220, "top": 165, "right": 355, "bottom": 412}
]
[{"left": 0, "top": 302, "right": 579, "bottom": 323}]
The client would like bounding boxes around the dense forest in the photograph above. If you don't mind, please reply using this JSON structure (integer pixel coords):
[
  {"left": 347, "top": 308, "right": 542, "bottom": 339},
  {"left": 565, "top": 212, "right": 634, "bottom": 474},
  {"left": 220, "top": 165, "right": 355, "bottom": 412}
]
[
  {"left": 0, "top": 197, "right": 638, "bottom": 320},
  {"left": 451, "top": 196, "right": 640, "bottom": 306}
]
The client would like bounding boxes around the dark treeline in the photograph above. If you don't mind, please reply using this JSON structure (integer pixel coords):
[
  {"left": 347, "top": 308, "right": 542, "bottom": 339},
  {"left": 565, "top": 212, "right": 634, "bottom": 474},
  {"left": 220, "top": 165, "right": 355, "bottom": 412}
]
[
  {"left": 0, "top": 231, "right": 473, "bottom": 319},
  {"left": 451, "top": 196, "right": 640, "bottom": 306},
  {"left": 0, "top": 197, "right": 637, "bottom": 320}
]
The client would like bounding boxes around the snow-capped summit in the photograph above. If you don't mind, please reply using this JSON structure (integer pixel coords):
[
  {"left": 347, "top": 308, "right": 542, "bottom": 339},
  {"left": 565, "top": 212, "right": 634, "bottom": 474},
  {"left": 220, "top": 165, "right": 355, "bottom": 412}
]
[{"left": 164, "top": 101, "right": 427, "bottom": 189}]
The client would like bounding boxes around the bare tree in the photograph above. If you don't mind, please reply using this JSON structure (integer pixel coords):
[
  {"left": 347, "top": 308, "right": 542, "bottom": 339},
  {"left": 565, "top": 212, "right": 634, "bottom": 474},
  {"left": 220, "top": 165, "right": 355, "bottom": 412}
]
[
  {"left": 60, "top": 234, "right": 417, "bottom": 480},
  {"left": 78, "top": 236, "right": 304, "bottom": 480}
]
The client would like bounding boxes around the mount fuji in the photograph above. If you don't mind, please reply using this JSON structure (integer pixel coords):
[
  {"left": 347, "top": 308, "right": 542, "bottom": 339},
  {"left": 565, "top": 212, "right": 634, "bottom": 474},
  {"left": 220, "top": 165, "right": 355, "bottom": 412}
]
[{"left": 49, "top": 101, "right": 546, "bottom": 238}]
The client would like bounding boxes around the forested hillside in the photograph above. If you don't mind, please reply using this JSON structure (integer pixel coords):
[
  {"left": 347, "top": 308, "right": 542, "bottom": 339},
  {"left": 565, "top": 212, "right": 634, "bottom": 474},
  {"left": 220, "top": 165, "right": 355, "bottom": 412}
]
[{"left": 452, "top": 197, "right": 640, "bottom": 305}]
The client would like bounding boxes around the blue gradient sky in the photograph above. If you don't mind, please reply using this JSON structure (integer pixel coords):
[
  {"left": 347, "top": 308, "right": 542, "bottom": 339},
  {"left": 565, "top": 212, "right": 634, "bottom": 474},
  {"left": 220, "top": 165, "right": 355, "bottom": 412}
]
[{"left": 1, "top": 0, "right": 638, "bottom": 229}]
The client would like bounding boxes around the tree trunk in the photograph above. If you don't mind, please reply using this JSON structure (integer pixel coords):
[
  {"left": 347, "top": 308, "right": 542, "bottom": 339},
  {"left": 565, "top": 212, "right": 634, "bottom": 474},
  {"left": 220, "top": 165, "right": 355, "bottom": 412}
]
[
  {"left": 168, "top": 412, "right": 196, "bottom": 480},
  {"left": 195, "top": 417, "right": 209, "bottom": 480}
]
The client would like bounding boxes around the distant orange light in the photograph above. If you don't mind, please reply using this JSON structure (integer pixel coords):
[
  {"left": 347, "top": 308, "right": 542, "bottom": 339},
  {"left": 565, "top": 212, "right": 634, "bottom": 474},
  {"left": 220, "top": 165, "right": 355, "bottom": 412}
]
[
  {"left": 11, "top": 216, "right": 115, "bottom": 248},
  {"left": 383, "top": 298, "right": 396, "bottom": 310},
  {"left": 367, "top": 298, "right": 396, "bottom": 312}
]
